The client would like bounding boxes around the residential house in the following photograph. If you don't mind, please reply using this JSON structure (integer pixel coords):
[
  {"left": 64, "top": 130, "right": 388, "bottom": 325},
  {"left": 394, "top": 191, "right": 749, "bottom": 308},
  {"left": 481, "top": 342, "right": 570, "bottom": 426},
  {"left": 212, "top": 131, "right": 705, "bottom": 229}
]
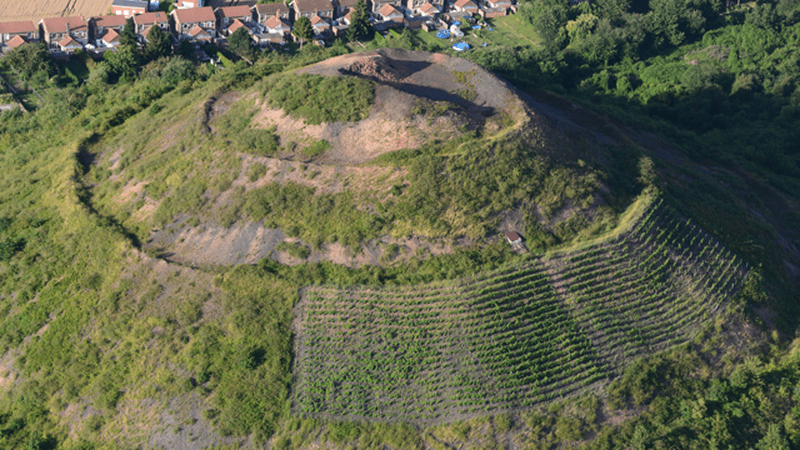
[
  {"left": 370, "top": 0, "right": 400, "bottom": 15},
  {"left": 188, "top": 25, "right": 213, "bottom": 42},
  {"left": 332, "top": 10, "right": 351, "bottom": 36},
  {"left": 483, "top": 0, "right": 512, "bottom": 8},
  {"left": 171, "top": 7, "right": 217, "bottom": 41},
  {"left": 264, "top": 15, "right": 292, "bottom": 34},
  {"left": 310, "top": 14, "right": 331, "bottom": 35},
  {"left": 414, "top": 2, "right": 440, "bottom": 17},
  {"left": 0, "top": 21, "right": 39, "bottom": 44},
  {"left": 133, "top": 11, "right": 170, "bottom": 43},
  {"left": 293, "top": 0, "right": 335, "bottom": 20},
  {"left": 226, "top": 19, "right": 257, "bottom": 37},
  {"left": 40, "top": 16, "right": 89, "bottom": 50},
  {"left": 215, "top": 5, "right": 253, "bottom": 34},
  {"left": 6, "top": 35, "right": 29, "bottom": 49},
  {"left": 333, "top": 0, "right": 360, "bottom": 18},
  {"left": 111, "top": 0, "right": 149, "bottom": 17},
  {"left": 478, "top": 0, "right": 510, "bottom": 16},
  {"left": 174, "top": 0, "right": 205, "bottom": 8},
  {"left": 254, "top": 2, "right": 292, "bottom": 24},
  {"left": 59, "top": 36, "right": 83, "bottom": 53},
  {"left": 451, "top": 0, "right": 479, "bottom": 13},
  {"left": 378, "top": 3, "right": 404, "bottom": 23},
  {"left": 101, "top": 28, "right": 122, "bottom": 47},
  {"left": 406, "top": 0, "right": 444, "bottom": 14},
  {"left": 254, "top": 13, "right": 290, "bottom": 46},
  {"left": 91, "top": 15, "right": 127, "bottom": 42}
]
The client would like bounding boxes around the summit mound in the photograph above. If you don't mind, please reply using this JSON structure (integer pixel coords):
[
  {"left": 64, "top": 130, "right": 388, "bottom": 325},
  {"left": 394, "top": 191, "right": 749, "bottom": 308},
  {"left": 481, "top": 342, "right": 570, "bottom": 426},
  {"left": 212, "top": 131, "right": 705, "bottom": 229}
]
[{"left": 93, "top": 49, "right": 622, "bottom": 269}]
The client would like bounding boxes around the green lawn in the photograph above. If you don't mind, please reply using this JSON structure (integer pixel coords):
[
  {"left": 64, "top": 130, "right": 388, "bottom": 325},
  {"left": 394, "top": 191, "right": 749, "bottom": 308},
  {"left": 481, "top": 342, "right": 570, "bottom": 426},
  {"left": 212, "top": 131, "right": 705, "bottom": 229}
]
[{"left": 406, "top": 13, "right": 541, "bottom": 54}]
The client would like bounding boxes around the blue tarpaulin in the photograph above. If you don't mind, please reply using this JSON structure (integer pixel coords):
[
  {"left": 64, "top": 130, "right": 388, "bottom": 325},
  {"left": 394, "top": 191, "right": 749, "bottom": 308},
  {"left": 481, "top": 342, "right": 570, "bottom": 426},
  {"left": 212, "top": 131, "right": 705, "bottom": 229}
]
[
  {"left": 452, "top": 42, "right": 470, "bottom": 52},
  {"left": 436, "top": 30, "right": 450, "bottom": 38}
]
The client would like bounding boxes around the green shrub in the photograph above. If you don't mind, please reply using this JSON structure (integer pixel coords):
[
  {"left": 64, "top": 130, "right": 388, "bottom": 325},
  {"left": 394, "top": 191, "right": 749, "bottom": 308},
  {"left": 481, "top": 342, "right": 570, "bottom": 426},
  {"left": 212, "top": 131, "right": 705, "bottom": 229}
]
[
  {"left": 301, "top": 139, "right": 331, "bottom": 158},
  {"left": 276, "top": 241, "right": 311, "bottom": 259},
  {"left": 264, "top": 73, "right": 374, "bottom": 124}
]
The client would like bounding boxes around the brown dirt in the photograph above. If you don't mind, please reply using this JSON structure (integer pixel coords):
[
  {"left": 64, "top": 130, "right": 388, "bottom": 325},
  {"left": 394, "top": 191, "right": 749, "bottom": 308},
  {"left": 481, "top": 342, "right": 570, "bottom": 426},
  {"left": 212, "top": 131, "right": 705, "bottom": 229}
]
[
  {"left": 252, "top": 85, "right": 463, "bottom": 166},
  {"left": 300, "top": 48, "right": 520, "bottom": 113},
  {"left": 148, "top": 219, "right": 467, "bottom": 268}
]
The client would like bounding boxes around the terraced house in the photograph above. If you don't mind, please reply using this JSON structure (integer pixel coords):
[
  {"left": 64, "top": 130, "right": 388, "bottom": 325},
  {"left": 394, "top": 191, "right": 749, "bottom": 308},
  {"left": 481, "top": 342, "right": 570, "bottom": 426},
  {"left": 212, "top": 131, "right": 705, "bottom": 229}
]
[
  {"left": 293, "top": 0, "right": 335, "bottom": 20},
  {"left": 451, "top": 0, "right": 479, "bottom": 13},
  {"left": 40, "top": 16, "right": 89, "bottom": 52},
  {"left": 378, "top": 3, "right": 404, "bottom": 23},
  {"left": 133, "top": 11, "right": 170, "bottom": 43},
  {"left": 0, "top": 21, "right": 39, "bottom": 45},
  {"left": 215, "top": 5, "right": 253, "bottom": 34},
  {"left": 333, "top": 0, "right": 360, "bottom": 17},
  {"left": 369, "top": 0, "right": 401, "bottom": 16},
  {"left": 171, "top": 6, "right": 217, "bottom": 42},
  {"left": 90, "top": 15, "right": 128, "bottom": 42},
  {"left": 254, "top": 2, "right": 292, "bottom": 24},
  {"left": 406, "top": 0, "right": 445, "bottom": 14}
]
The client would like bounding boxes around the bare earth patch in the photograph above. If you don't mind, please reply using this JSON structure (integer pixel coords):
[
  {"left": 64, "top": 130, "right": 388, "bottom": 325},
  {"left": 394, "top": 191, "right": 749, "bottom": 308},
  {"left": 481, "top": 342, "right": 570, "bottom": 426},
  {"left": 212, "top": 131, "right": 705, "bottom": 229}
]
[
  {"left": 0, "top": 350, "right": 17, "bottom": 393},
  {"left": 252, "top": 85, "right": 461, "bottom": 166}
]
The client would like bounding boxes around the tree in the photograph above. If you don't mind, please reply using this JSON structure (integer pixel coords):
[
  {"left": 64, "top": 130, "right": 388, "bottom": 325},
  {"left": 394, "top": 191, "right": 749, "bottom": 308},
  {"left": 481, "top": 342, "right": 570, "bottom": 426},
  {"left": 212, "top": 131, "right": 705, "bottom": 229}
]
[
  {"left": 594, "top": 0, "right": 631, "bottom": 20},
  {"left": 228, "top": 27, "right": 254, "bottom": 58},
  {"left": 105, "top": 44, "right": 140, "bottom": 81},
  {"left": 346, "top": 0, "right": 372, "bottom": 41},
  {"left": 521, "top": 0, "right": 569, "bottom": 50},
  {"left": 144, "top": 23, "right": 172, "bottom": 61},
  {"left": 4, "top": 43, "right": 55, "bottom": 81},
  {"left": 120, "top": 17, "right": 138, "bottom": 47},
  {"left": 176, "top": 39, "right": 195, "bottom": 59},
  {"left": 161, "top": 57, "right": 196, "bottom": 85},
  {"left": 293, "top": 16, "right": 314, "bottom": 43}
]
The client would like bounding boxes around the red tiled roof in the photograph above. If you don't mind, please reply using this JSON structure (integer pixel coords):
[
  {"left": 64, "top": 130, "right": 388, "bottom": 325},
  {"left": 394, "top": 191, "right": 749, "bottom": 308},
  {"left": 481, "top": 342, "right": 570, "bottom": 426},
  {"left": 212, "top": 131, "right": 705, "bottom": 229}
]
[
  {"left": 420, "top": 3, "right": 438, "bottom": 13},
  {"left": 0, "top": 21, "right": 37, "bottom": 35},
  {"left": 173, "top": 7, "right": 217, "bottom": 24},
  {"left": 254, "top": 2, "right": 289, "bottom": 16},
  {"left": 59, "top": 35, "right": 81, "bottom": 48},
  {"left": 42, "top": 16, "right": 87, "bottom": 34},
  {"left": 379, "top": 3, "right": 402, "bottom": 16},
  {"left": 265, "top": 16, "right": 290, "bottom": 29},
  {"left": 142, "top": 25, "right": 155, "bottom": 39},
  {"left": 454, "top": 0, "right": 477, "bottom": 7},
  {"left": 216, "top": 5, "right": 252, "bottom": 18},
  {"left": 505, "top": 231, "right": 521, "bottom": 242},
  {"left": 189, "top": 25, "right": 212, "bottom": 37},
  {"left": 294, "top": 0, "right": 334, "bottom": 13},
  {"left": 103, "top": 29, "right": 121, "bottom": 43},
  {"left": 7, "top": 35, "right": 27, "bottom": 48},
  {"left": 134, "top": 12, "right": 169, "bottom": 25},
  {"left": 93, "top": 15, "right": 128, "bottom": 28},
  {"left": 228, "top": 19, "right": 247, "bottom": 32},
  {"left": 310, "top": 14, "right": 329, "bottom": 25}
]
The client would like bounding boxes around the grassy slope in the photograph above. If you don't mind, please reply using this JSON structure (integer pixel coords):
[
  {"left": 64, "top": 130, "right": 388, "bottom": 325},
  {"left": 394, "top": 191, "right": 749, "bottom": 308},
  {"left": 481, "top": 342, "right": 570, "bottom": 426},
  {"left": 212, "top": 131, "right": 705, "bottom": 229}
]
[{"left": 0, "top": 39, "right": 793, "bottom": 450}]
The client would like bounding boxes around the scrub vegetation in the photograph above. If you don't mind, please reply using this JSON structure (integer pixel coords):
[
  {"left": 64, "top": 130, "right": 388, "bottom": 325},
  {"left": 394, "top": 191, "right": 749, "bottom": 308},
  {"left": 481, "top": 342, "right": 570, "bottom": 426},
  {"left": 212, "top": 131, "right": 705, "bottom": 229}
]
[{"left": 0, "top": 0, "right": 797, "bottom": 447}]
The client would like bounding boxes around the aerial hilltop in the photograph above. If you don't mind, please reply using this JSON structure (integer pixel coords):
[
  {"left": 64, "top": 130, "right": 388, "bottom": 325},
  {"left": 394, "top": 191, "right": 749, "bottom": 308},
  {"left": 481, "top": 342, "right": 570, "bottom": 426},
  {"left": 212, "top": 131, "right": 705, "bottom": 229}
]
[{"left": 0, "top": 0, "right": 799, "bottom": 446}]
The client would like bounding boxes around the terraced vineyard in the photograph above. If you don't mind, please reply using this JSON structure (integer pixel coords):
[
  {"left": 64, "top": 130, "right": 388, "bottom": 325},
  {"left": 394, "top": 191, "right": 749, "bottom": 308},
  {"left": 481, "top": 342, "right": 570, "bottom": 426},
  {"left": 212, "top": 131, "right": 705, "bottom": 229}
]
[{"left": 292, "top": 198, "right": 748, "bottom": 422}]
